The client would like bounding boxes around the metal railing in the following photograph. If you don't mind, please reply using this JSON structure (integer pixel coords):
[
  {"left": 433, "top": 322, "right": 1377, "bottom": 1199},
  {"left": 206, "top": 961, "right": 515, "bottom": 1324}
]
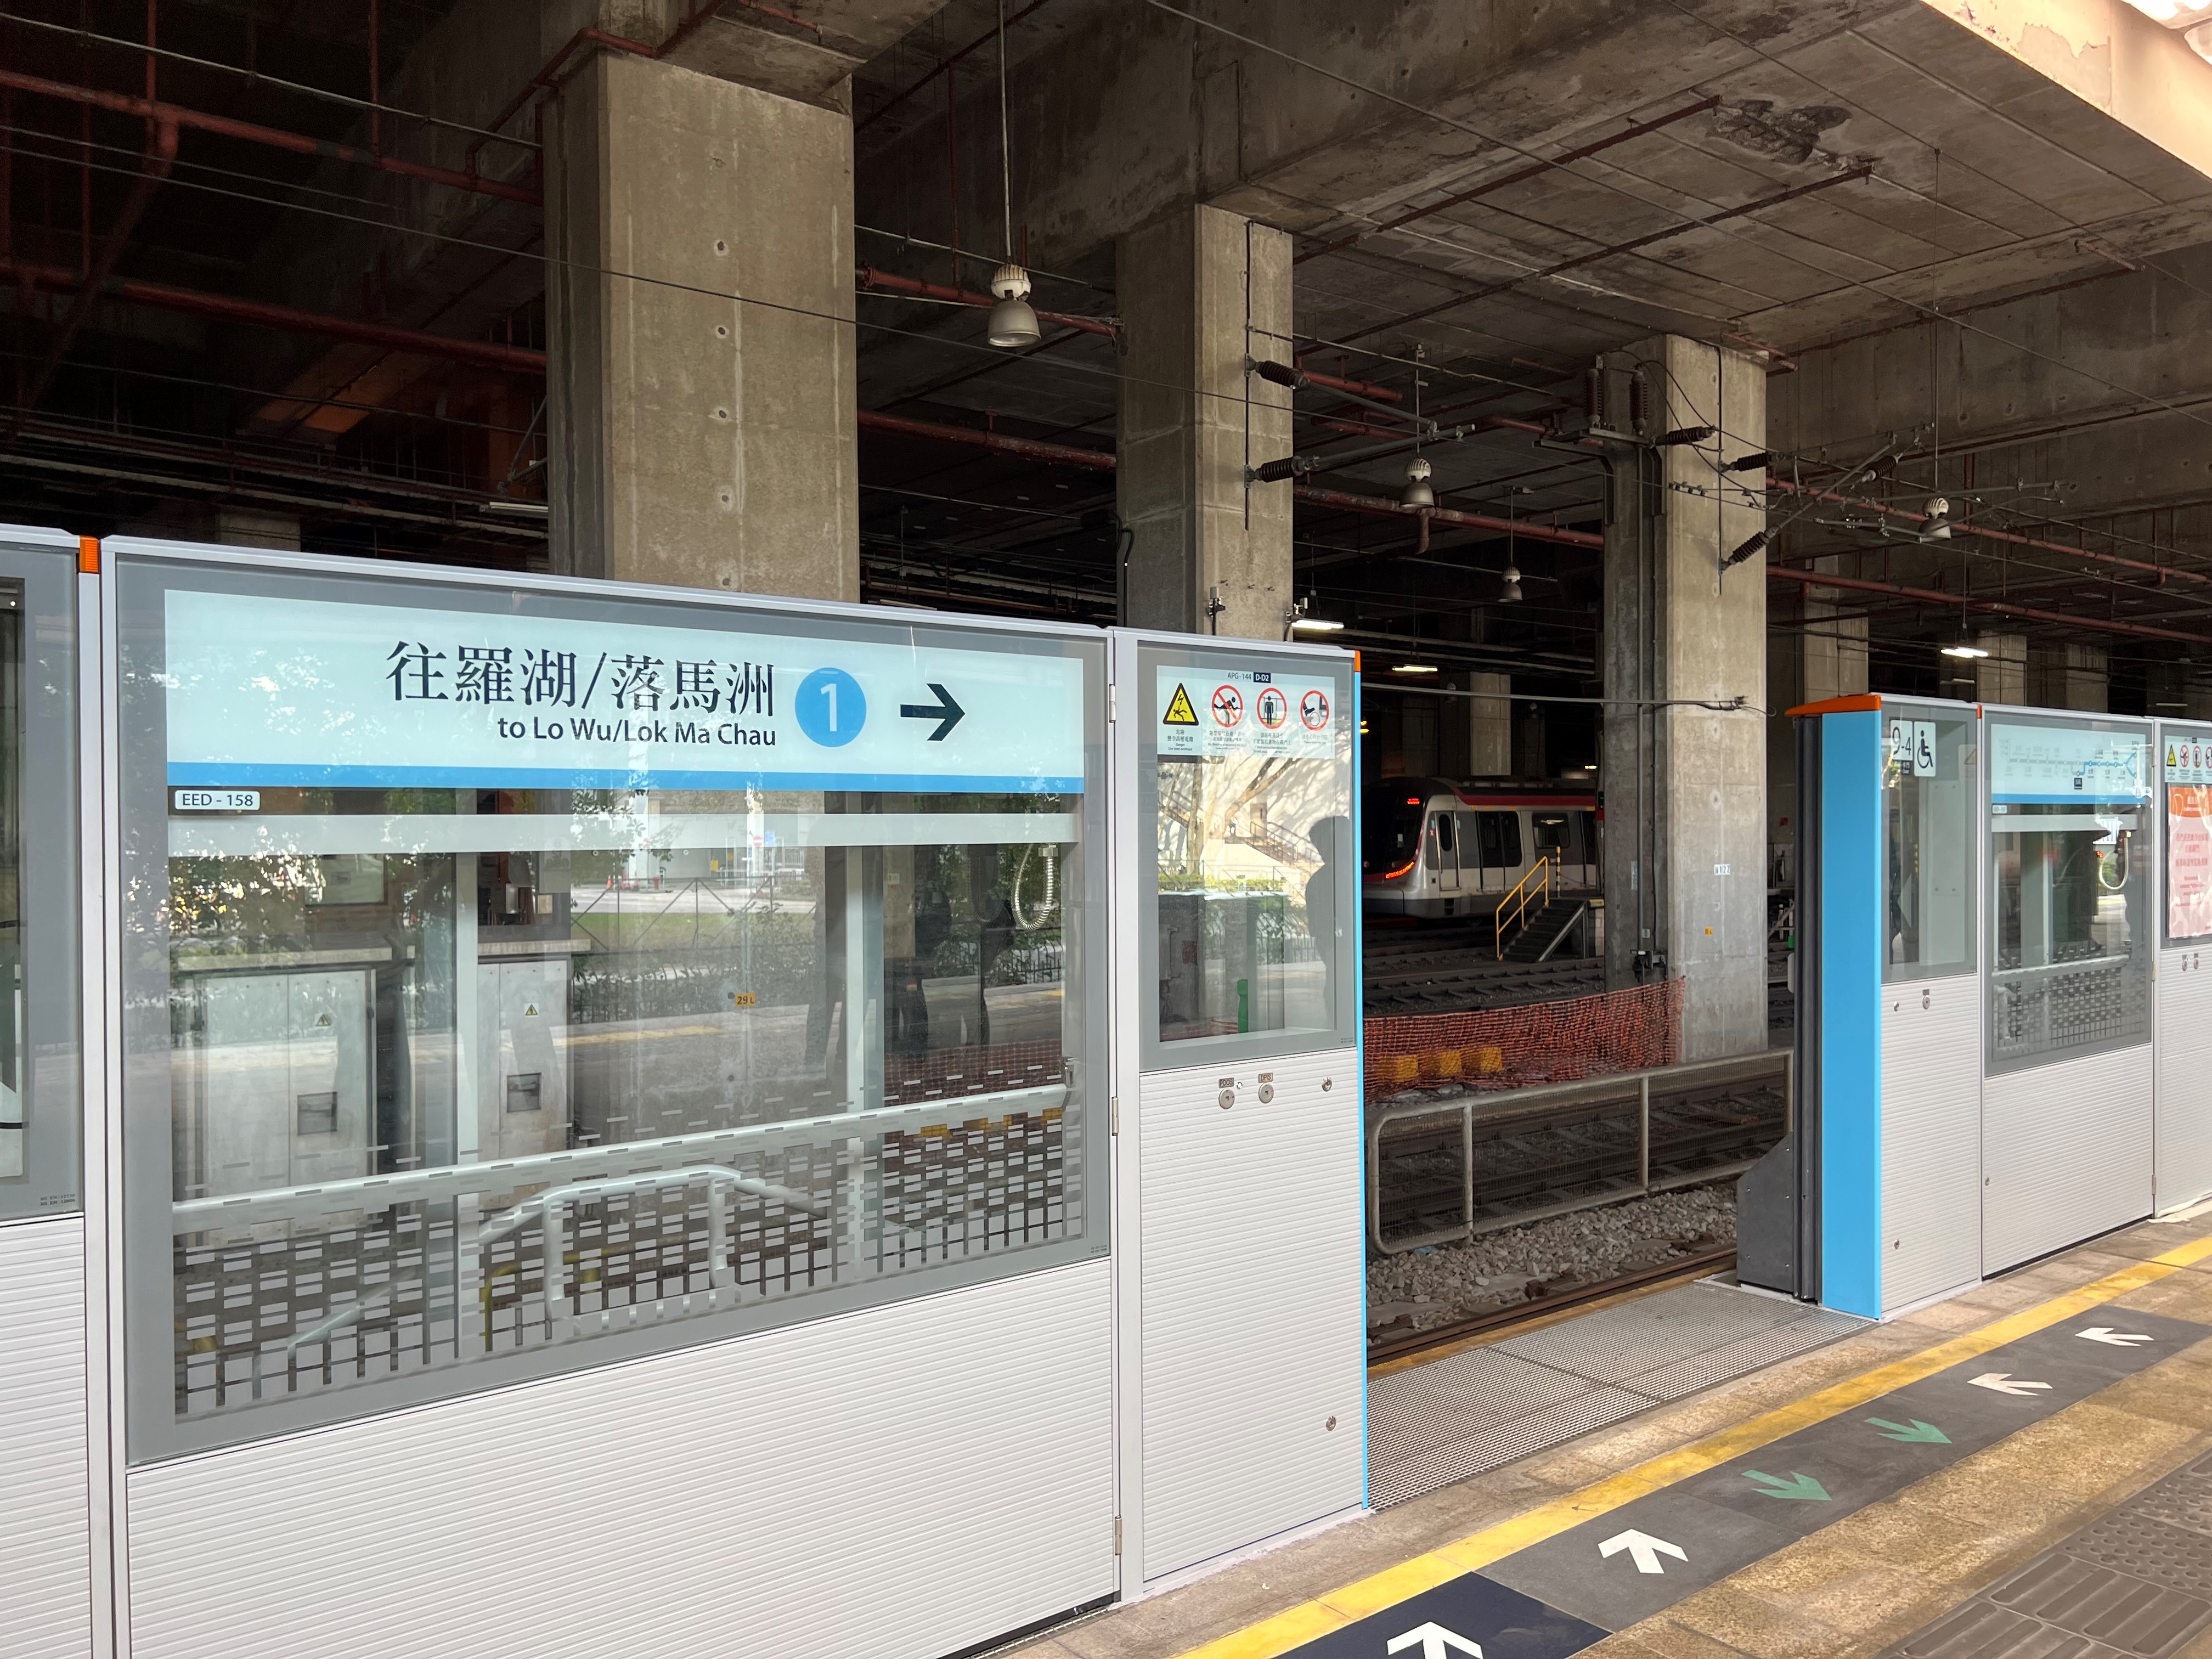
[
  {"left": 1366, "top": 1049, "right": 1789, "bottom": 1253},
  {"left": 1493, "top": 851, "right": 1557, "bottom": 959}
]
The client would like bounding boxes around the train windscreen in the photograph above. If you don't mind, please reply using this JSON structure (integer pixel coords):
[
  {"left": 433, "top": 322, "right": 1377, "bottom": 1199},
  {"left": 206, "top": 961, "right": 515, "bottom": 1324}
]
[{"left": 1363, "top": 784, "right": 1429, "bottom": 875}]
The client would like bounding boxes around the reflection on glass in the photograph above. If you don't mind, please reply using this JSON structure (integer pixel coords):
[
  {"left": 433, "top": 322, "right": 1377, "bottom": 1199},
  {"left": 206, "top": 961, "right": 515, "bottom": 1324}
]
[
  {"left": 1988, "top": 724, "right": 2151, "bottom": 1070},
  {"left": 1155, "top": 753, "right": 1346, "bottom": 1043},
  {"left": 1881, "top": 715, "right": 1974, "bottom": 983},
  {"left": 161, "top": 786, "right": 1085, "bottom": 1425}
]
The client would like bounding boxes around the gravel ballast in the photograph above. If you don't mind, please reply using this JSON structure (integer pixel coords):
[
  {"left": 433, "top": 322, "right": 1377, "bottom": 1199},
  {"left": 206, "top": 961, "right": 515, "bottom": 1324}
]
[{"left": 1368, "top": 1182, "right": 1737, "bottom": 1334}]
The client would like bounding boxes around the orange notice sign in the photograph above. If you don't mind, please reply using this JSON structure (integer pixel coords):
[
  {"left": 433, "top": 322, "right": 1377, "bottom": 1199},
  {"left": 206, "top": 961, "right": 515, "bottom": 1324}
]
[{"left": 2172, "top": 785, "right": 2212, "bottom": 939}]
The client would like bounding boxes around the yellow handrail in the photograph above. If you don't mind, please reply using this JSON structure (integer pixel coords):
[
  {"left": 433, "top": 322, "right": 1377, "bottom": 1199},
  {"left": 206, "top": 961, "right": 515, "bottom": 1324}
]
[{"left": 1494, "top": 851, "right": 1558, "bottom": 958}]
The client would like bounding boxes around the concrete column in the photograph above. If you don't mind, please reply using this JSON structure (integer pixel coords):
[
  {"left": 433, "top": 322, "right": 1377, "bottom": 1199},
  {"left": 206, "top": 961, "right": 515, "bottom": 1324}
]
[
  {"left": 1976, "top": 633, "right": 2028, "bottom": 704},
  {"left": 1116, "top": 205, "right": 1293, "bottom": 639},
  {"left": 1466, "top": 673, "right": 1511, "bottom": 776},
  {"left": 545, "top": 51, "right": 857, "bottom": 599},
  {"left": 2059, "top": 644, "right": 2109, "bottom": 712},
  {"left": 1601, "top": 336, "right": 1768, "bottom": 1060}
]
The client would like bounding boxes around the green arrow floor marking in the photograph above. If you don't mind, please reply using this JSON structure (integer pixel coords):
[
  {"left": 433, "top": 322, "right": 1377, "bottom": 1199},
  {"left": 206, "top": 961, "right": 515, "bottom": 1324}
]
[
  {"left": 1742, "top": 1470, "right": 1832, "bottom": 1501},
  {"left": 1865, "top": 1417, "right": 1950, "bottom": 1444}
]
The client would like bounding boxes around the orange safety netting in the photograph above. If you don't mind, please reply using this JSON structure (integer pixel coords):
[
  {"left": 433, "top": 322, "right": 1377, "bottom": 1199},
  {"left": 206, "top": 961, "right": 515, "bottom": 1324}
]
[{"left": 1363, "top": 977, "right": 1684, "bottom": 1102}]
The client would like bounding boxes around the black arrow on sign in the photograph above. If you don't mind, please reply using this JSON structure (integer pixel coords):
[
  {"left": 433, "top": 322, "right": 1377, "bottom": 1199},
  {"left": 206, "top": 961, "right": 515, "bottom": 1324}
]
[{"left": 899, "top": 682, "right": 966, "bottom": 741}]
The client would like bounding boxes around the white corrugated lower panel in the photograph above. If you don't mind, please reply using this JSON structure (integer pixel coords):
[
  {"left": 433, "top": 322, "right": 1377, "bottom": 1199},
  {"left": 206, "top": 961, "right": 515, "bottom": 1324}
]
[
  {"left": 1880, "top": 973, "right": 1982, "bottom": 1313},
  {"left": 1984, "top": 1043, "right": 2153, "bottom": 1274},
  {"left": 0, "top": 1215, "right": 93, "bottom": 1659},
  {"left": 2158, "top": 952, "right": 2212, "bottom": 1212},
  {"left": 128, "top": 1257, "right": 1114, "bottom": 1659},
  {"left": 1138, "top": 1048, "right": 1364, "bottom": 1583}
]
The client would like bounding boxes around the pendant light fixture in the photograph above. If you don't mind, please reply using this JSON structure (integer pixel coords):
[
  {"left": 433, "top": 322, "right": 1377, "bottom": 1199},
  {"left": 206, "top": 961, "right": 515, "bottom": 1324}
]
[
  {"left": 985, "top": 0, "right": 1040, "bottom": 349},
  {"left": 1402, "top": 346, "right": 1433, "bottom": 505},
  {"left": 1499, "top": 508, "right": 1523, "bottom": 603},
  {"left": 1401, "top": 455, "right": 1435, "bottom": 508}
]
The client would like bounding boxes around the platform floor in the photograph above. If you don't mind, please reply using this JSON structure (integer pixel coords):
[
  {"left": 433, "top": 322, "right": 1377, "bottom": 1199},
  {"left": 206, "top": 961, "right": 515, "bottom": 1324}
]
[
  {"left": 1371, "top": 1279, "right": 1866, "bottom": 1506},
  {"left": 1008, "top": 1209, "right": 2212, "bottom": 1659}
]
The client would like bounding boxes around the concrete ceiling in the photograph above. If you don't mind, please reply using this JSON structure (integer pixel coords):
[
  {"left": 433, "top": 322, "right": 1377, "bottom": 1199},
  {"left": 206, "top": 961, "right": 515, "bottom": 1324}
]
[{"left": 845, "top": 0, "right": 2212, "bottom": 676}]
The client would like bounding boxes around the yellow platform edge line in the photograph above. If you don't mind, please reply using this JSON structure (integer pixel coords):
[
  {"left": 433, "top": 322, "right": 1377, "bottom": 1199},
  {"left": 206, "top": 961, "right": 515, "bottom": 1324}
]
[{"left": 1172, "top": 1231, "right": 2212, "bottom": 1659}]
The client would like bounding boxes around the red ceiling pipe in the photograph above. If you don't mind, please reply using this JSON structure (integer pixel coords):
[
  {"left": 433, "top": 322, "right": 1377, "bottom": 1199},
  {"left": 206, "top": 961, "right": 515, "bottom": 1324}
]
[
  {"left": 1766, "top": 477, "right": 2212, "bottom": 588},
  {"left": 0, "top": 69, "right": 541, "bottom": 207},
  {"left": 857, "top": 266, "right": 1118, "bottom": 338},
  {"left": 857, "top": 407, "right": 1117, "bottom": 467},
  {"left": 0, "top": 255, "right": 549, "bottom": 373},
  {"left": 1291, "top": 484, "right": 1605, "bottom": 549},
  {"left": 6, "top": 117, "right": 178, "bottom": 442},
  {"left": 1766, "top": 565, "right": 2210, "bottom": 646},
  {"left": 1292, "top": 363, "right": 1402, "bottom": 403}
]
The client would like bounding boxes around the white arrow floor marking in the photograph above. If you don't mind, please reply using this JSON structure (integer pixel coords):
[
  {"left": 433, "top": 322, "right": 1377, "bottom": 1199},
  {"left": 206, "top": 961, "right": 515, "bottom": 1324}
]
[
  {"left": 1968, "top": 1372, "right": 2053, "bottom": 1396},
  {"left": 1386, "top": 1622, "right": 1482, "bottom": 1659},
  {"left": 2078, "top": 1327, "right": 2154, "bottom": 1347},
  {"left": 1600, "top": 1528, "right": 1689, "bottom": 1575}
]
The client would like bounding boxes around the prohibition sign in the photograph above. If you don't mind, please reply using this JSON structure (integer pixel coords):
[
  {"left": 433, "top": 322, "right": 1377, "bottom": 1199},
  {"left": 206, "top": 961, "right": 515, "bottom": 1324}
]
[
  {"left": 1211, "top": 684, "right": 1244, "bottom": 727},
  {"left": 1300, "top": 688, "right": 1331, "bottom": 731},
  {"left": 1256, "top": 687, "right": 1289, "bottom": 729}
]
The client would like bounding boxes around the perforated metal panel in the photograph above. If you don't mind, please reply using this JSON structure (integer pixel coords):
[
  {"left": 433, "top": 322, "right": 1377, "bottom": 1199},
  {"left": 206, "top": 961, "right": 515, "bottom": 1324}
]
[
  {"left": 127, "top": 1258, "right": 1114, "bottom": 1659},
  {"left": 1137, "top": 1048, "right": 1364, "bottom": 1582},
  {"left": 1880, "top": 972, "right": 1982, "bottom": 1312},
  {"left": 1984, "top": 1043, "right": 2153, "bottom": 1274},
  {"left": 2158, "top": 950, "right": 2212, "bottom": 1211},
  {"left": 0, "top": 1216, "right": 92, "bottom": 1659}
]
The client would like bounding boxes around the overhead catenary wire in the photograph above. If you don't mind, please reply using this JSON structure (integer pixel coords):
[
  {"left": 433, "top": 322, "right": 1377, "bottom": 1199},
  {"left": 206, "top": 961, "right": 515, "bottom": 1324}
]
[
  {"left": 12, "top": 60, "right": 2212, "bottom": 624},
  {"left": 0, "top": 9, "right": 539, "bottom": 148},
  {"left": 1137, "top": 0, "right": 2212, "bottom": 439}
]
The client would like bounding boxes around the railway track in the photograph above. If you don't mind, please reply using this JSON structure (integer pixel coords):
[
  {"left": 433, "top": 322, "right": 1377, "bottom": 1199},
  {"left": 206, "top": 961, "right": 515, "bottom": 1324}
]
[{"left": 1368, "top": 1245, "right": 1739, "bottom": 1364}]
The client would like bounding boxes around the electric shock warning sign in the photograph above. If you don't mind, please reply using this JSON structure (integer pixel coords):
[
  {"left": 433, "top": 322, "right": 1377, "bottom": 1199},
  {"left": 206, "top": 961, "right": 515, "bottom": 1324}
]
[{"left": 1158, "top": 665, "right": 1338, "bottom": 759}]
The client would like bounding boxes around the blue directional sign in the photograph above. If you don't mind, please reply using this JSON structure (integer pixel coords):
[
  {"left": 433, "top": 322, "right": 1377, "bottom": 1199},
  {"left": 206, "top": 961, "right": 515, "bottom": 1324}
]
[{"left": 162, "top": 589, "right": 1086, "bottom": 793}]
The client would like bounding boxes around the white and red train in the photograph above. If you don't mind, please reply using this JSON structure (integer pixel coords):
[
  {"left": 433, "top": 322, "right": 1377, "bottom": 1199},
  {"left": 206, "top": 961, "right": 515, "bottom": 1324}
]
[{"left": 1361, "top": 777, "right": 1600, "bottom": 919}]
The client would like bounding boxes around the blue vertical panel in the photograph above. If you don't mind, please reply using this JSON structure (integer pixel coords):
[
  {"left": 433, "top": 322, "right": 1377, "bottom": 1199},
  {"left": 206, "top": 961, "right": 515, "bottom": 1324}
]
[
  {"left": 1354, "top": 672, "right": 1368, "bottom": 1506},
  {"left": 1819, "top": 710, "right": 1883, "bottom": 1316}
]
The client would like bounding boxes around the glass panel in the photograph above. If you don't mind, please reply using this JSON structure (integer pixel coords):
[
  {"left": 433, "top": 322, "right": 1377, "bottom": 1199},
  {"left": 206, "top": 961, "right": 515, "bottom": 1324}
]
[
  {"left": 1881, "top": 713, "right": 1975, "bottom": 984},
  {"left": 2165, "top": 731, "right": 2212, "bottom": 946},
  {"left": 1434, "top": 811, "right": 1455, "bottom": 855},
  {"left": 0, "top": 552, "right": 80, "bottom": 1221},
  {"left": 1149, "top": 656, "right": 1353, "bottom": 1056},
  {"left": 1488, "top": 811, "right": 1523, "bottom": 870},
  {"left": 1532, "top": 814, "right": 1571, "bottom": 854},
  {"left": 121, "top": 558, "right": 1103, "bottom": 1459},
  {"left": 1987, "top": 720, "right": 2152, "bottom": 1071}
]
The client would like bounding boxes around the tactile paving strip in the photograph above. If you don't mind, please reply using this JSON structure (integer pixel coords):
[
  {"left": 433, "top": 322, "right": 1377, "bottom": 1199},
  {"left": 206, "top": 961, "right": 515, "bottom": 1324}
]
[
  {"left": 1369, "top": 1281, "right": 1868, "bottom": 1506},
  {"left": 1886, "top": 1458, "right": 2212, "bottom": 1659}
]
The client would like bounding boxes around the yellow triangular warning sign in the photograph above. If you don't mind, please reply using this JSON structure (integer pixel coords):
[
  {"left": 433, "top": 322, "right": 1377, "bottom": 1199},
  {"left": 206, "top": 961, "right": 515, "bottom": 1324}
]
[
  {"left": 315, "top": 1012, "right": 331, "bottom": 1027},
  {"left": 1163, "top": 682, "right": 1199, "bottom": 726},
  {"left": 524, "top": 1003, "right": 539, "bottom": 1018},
  {"left": 2171, "top": 744, "right": 2180, "bottom": 768}
]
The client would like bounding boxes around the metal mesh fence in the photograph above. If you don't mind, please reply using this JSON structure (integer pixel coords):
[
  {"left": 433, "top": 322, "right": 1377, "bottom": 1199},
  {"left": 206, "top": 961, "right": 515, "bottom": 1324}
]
[{"left": 1363, "top": 976, "right": 1683, "bottom": 1102}]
